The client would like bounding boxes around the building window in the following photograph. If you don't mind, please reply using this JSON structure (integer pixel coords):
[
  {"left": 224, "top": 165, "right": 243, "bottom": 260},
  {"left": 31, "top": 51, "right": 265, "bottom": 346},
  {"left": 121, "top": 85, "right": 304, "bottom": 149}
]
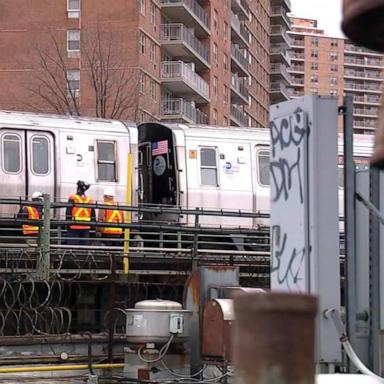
[
  {"left": 2, "top": 134, "right": 21, "bottom": 174},
  {"left": 213, "top": 43, "right": 218, "bottom": 65},
  {"left": 331, "top": 64, "right": 337, "bottom": 72},
  {"left": 213, "top": 76, "right": 218, "bottom": 96},
  {"left": 330, "top": 77, "right": 337, "bottom": 86},
  {"left": 214, "top": 9, "right": 218, "bottom": 31},
  {"left": 139, "top": 0, "right": 145, "bottom": 15},
  {"left": 331, "top": 40, "right": 338, "bottom": 47},
  {"left": 223, "top": 53, "right": 228, "bottom": 72},
  {"left": 139, "top": 73, "right": 145, "bottom": 94},
  {"left": 258, "top": 150, "right": 270, "bottom": 186},
  {"left": 311, "top": 49, "right": 318, "bottom": 59},
  {"left": 67, "top": 0, "right": 80, "bottom": 18},
  {"left": 139, "top": 32, "right": 145, "bottom": 54},
  {"left": 223, "top": 85, "right": 228, "bottom": 105},
  {"left": 150, "top": 2, "right": 156, "bottom": 24},
  {"left": 311, "top": 88, "right": 318, "bottom": 94},
  {"left": 224, "top": 22, "right": 228, "bottom": 41},
  {"left": 330, "top": 90, "right": 337, "bottom": 96},
  {"left": 31, "top": 136, "right": 49, "bottom": 175},
  {"left": 311, "top": 37, "right": 319, "bottom": 47},
  {"left": 213, "top": 109, "right": 218, "bottom": 125},
  {"left": 150, "top": 79, "right": 156, "bottom": 100},
  {"left": 330, "top": 52, "right": 338, "bottom": 61},
  {"left": 200, "top": 147, "right": 218, "bottom": 186},
  {"left": 150, "top": 42, "right": 156, "bottom": 63},
  {"left": 67, "top": 29, "right": 80, "bottom": 51},
  {"left": 311, "top": 62, "right": 318, "bottom": 71},
  {"left": 97, "top": 141, "right": 117, "bottom": 182},
  {"left": 67, "top": 70, "right": 80, "bottom": 96},
  {"left": 310, "top": 75, "right": 318, "bottom": 83}
]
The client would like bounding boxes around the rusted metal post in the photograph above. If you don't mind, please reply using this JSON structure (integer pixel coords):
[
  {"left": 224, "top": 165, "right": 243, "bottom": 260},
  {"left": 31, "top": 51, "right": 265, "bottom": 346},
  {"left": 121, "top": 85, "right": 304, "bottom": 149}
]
[{"left": 233, "top": 292, "right": 317, "bottom": 384}]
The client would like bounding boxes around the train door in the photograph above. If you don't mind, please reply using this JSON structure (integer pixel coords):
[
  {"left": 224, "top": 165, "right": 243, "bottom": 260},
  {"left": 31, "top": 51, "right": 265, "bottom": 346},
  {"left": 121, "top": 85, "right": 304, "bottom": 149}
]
[
  {"left": 26, "top": 131, "right": 55, "bottom": 200},
  {"left": 138, "top": 142, "right": 153, "bottom": 205}
]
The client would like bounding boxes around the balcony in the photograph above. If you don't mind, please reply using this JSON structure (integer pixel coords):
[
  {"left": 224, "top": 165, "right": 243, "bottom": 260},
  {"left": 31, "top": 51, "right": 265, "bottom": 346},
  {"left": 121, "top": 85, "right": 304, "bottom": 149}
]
[
  {"left": 270, "top": 46, "right": 291, "bottom": 65},
  {"left": 291, "top": 51, "right": 305, "bottom": 61},
  {"left": 353, "top": 118, "right": 377, "bottom": 130},
  {"left": 160, "top": 0, "right": 209, "bottom": 37},
  {"left": 291, "top": 38, "right": 305, "bottom": 47},
  {"left": 344, "top": 82, "right": 381, "bottom": 93},
  {"left": 344, "top": 69, "right": 382, "bottom": 81},
  {"left": 231, "top": 45, "right": 249, "bottom": 77},
  {"left": 160, "top": 24, "right": 210, "bottom": 70},
  {"left": 290, "top": 89, "right": 304, "bottom": 98},
  {"left": 230, "top": 105, "right": 249, "bottom": 126},
  {"left": 160, "top": 98, "right": 208, "bottom": 124},
  {"left": 353, "top": 108, "right": 379, "bottom": 117},
  {"left": 354, "top": 95, "right": 381, "bottom": 105},
  {"left": 289, "top": 64, "right": 304, "bottom": 73},
  {"left": 270, "top": 63, "right": 291, "bottom": 84},
  {"left": 290, "top": 76, "right": 304, "bottom": 87},
  {"left": 270, "top": 25, "right": 292, "bottom": 46},
  {"left": 161, "top": 61, "right": 210, "bottom": 102},
  {"left": 231, "top": 75, "right": 249, "bottom": 104},
  {"left": 270, "top": 6, "right": 291, "bottom": 27},
  {"left": 344, "top": 57, "right": 383, "bottom": 68},
  {"left": 231, "top": 0, "right": 249, "bottom": 20},
  {"left": 231, "top": 13, "right": 250, "bottom": 48},
  {"left": 345, "top": 44, "right": 383, "bottom": 57},
  {"left": 270, "top": 82, "right": 291, "bottom": 101}
]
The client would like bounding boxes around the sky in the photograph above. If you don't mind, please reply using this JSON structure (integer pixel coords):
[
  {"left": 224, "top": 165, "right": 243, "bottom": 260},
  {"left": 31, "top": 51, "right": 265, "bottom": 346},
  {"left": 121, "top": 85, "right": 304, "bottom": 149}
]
[{"left": 290, "top": 0, "right": 344, "bottom": 38}]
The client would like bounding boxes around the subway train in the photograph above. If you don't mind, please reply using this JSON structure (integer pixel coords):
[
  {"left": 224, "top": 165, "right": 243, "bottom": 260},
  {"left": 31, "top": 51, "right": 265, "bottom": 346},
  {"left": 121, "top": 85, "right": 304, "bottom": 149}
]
[{"left": 0, "top": 110, "right": 374, "bottom": 229}]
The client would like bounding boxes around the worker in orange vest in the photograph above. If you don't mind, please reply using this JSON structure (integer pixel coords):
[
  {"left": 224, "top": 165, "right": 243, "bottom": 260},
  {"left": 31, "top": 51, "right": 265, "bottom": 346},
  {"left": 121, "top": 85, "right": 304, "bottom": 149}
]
[
  {"left": 97, "top": 188, "right": 124, "bottom": 246},
  {"left": 66, "top": 180, "right": 95, "bottom": 246},
  {"left": 18, "top": 191, "right": 43, "bottom": 245}
]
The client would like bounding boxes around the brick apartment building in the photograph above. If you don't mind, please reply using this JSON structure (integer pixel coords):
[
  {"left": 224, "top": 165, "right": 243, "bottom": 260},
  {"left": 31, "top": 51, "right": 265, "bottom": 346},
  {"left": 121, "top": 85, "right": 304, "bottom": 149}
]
[
  {"left": 287, "top": 17, "right": 384, "bottom": 134},
  {"left": 0, "top": 0, "right": 271, "bottom": 127}
]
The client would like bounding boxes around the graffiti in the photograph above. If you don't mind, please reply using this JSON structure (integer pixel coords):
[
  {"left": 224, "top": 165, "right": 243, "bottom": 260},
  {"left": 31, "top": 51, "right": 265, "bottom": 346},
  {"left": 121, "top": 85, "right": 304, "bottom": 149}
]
[
  {"left": 270, "top": 109, "right": 306, "bottom": 203},
  {"left": 271, "top": 226, "right": 308, "bottom": 291}
]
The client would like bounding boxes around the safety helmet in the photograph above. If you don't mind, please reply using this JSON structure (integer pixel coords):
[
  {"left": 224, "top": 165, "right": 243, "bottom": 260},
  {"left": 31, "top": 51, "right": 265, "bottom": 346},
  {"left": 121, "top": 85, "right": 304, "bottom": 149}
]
[
  {"left": 103, "top": 188, "right": 115, "bottom": 197},
  {"left": 32, "top": 191, "right": 43, "bottom": 200}
]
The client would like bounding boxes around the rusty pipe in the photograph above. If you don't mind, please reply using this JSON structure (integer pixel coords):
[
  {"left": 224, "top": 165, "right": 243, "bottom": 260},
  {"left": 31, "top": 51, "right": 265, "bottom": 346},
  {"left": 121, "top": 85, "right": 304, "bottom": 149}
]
[
  {"left": 342, "top": 0, "right": 384, "bottom": 168},
  {"left": 233, "top": 292, "right": 317, "bottom": 384}
]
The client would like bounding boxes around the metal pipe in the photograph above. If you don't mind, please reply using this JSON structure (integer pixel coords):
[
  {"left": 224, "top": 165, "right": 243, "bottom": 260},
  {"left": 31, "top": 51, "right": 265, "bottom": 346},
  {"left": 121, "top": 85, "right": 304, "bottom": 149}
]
[{"left": 0, "top": 363, "right": 124, "bottom": 374}]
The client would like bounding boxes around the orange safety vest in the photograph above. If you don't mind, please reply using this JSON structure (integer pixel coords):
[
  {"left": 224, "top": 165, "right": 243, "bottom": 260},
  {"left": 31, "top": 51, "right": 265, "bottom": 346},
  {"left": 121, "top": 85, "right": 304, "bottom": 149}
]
[
  {"left": 69, "top": 195, "right": 93, "bottom": 229},
  {"left": 22, "top": 206, "right": 40, "bottom": 236},
  {"left": 100, "top": 202, "right": 123, "bottom": 235}
]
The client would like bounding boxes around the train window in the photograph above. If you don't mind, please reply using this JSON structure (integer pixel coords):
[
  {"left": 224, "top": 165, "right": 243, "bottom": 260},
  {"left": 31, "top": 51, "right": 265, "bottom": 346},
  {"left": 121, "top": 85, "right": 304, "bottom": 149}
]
[
  {"left": 31, "top": 136, "right": 49, "bottom": 175},
  {"left": 200, "top": 147, "right": 218, "bottom": 186},
  {"left": 258, "top": 150, "right": 270, "bottom": 186},
  {"left": 97, "top": 140, "right": 117, "bottom": 182},
  {"left": 2, "top": 134, "right": 21, "bottom": 174}
]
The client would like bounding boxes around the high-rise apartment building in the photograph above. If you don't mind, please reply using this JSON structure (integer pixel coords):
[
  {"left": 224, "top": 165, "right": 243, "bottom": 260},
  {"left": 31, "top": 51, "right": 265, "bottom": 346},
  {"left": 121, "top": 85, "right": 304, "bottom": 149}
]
[
  {"left": 270, "top": 0, "right": 292, "bottom": 104},
  {"left": 0, "top": 0, "right": 270, "bottom": 127},
  {"left": 288, "top": 17, "right": 384, "bottom": 134}
]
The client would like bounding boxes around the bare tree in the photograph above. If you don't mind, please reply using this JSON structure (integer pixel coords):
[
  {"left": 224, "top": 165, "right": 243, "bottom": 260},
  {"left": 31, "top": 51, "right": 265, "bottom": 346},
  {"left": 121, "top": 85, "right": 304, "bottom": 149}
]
[{"left": 26, "top": 25, "right": 143, "bottom": 120}]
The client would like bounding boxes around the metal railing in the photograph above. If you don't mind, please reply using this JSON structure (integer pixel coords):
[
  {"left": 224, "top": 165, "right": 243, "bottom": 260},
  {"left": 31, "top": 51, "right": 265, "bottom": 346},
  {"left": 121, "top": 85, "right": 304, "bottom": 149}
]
[
  {"left": 270, "top": 25, "right": 292, "bottom": 44},
  {"left": 291, "top": 51, "right": 305, "bottom": 59},
  {"left": 353, "top": 108, "right": 379, "bottom": 116},
  {"left": 161, "top": 98, "right": 208, "bottom": 124},
  {"left": 231, "top": 105, "right": 249, "bottom": 126},
  {"left": 271, "top": 63, "right": 291, "bottom": 81},
  {"left": 231, "top": 13, "right": 250, "bottom": 44},
  {"left": 345, "top": 57, "right": 383, "bottom": 67},
  {"left": 160, "top": 23, "right": 210, "bottom": 64},
  {"left": 231, "top": 75, "right": 249, "bottom": 100},
  {"left": 345, "top": 69, "right": 382, "bottom": 79},
  {"left": 345, "top": 44, "right": 381, "bottom": 55},
  {"left": 345, "top": 82, "right": 381, "bottom": 91},
  {"left": 354, "top": 95, "right": 381, "bottom": 104},
  {"left": 231, "top": 45, "right": 249, "bottom": 71},
  {"left": 270, "top": 6, "right": 291, "bottom": 25},
  {"left": 160, "top": 0, "right": 209, "bottom": 31},
  {"left": 290, "top": 64, "right": 304, "bottom": 72},
  {"left": 353, "top": 119, "right": 377, "bottom": 128},
  {"left": 160, "top": 61, "right": 210, "bottom": 99},
  {"left": 292, "top": 39, "right": 304, "bottom": 47}
]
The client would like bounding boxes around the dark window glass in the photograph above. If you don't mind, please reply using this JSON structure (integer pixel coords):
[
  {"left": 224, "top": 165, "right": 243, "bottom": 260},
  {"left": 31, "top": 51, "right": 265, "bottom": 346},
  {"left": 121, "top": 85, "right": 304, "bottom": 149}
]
[
  {"left": 32, "top": 136, "right": 49, "bottom": 174},
  {"left": 97, "top": 141, "right": 117, "bottom": 182},
  {"left": 258, "top": 150, "right": 270, "bottom": 186},
  {"left": 3, "top": 134, "right": 21, "bottom": 173}
]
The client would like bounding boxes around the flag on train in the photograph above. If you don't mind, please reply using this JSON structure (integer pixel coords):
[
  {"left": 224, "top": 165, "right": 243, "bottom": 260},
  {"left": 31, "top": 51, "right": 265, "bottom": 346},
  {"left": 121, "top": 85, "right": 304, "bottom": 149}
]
[{"left": 152, "top": 140, "right": 168, "bottom": 156}]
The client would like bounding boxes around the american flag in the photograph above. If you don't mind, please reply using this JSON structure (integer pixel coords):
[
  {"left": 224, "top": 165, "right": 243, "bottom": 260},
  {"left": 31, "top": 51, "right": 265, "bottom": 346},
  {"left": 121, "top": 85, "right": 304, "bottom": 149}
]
[{"left": 152, "top": 140, "right": 168, "bottom": 156}]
